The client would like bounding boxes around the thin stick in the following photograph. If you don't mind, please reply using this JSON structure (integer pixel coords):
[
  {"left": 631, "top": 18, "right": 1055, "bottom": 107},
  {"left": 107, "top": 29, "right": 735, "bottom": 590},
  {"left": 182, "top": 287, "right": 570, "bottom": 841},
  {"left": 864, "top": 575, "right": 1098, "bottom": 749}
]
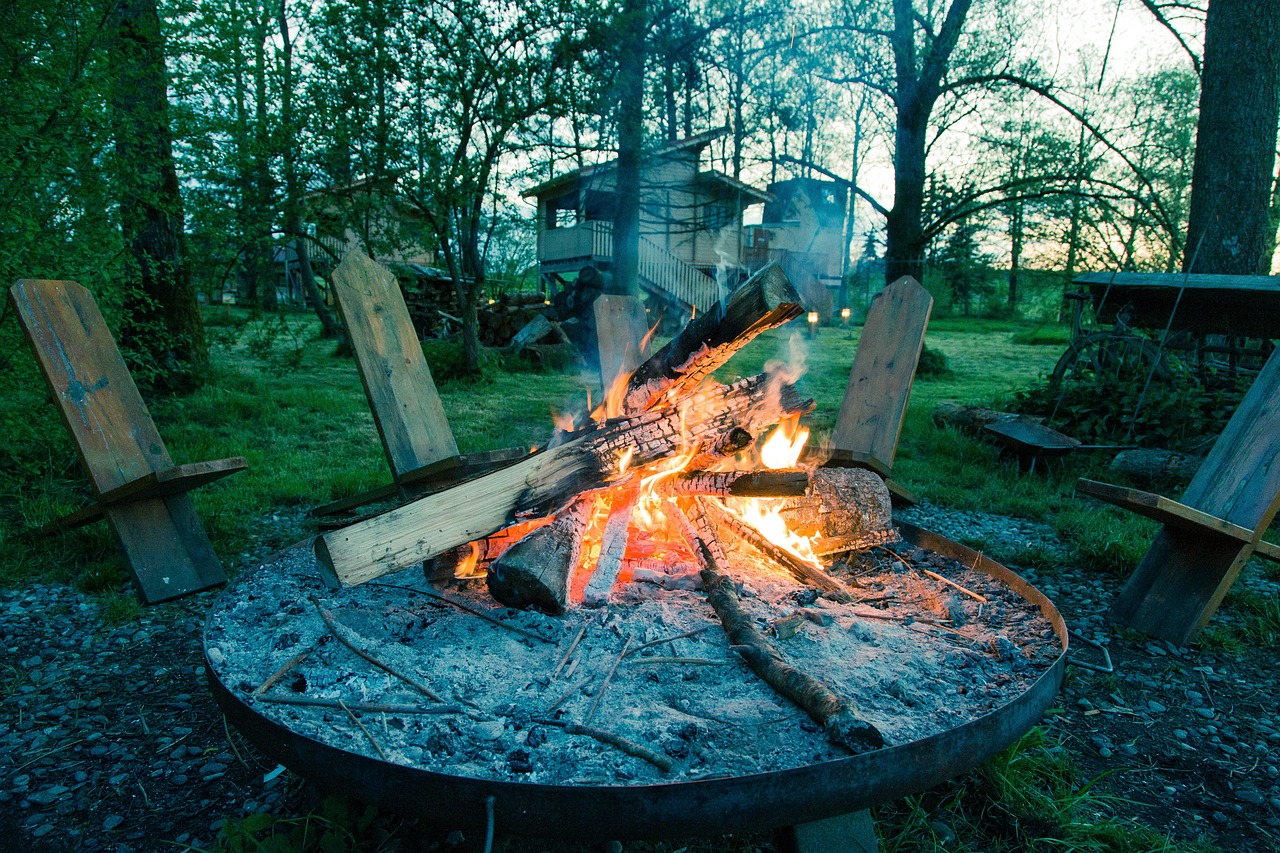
[
  {"left": 253, "top": 640, "right": 319, "bottom": 695},
  {"left": 552, "top": 625, "right": 587, "bottom": 679},
  {"left": 308, "top": 595, "right": 443, "bottom": 702},
  {"left": 253, "top": 694, "right": 465, "bottom": 715},
  {"left": 532, "top": 717, "right": 673, "bottom": 773},
  {"left": 875, "top": 544, "right": 913, "bottom": 570},
  {"left": 369, "top": 582, "right": 554, "bottom": 644},
  {"left": 544, "top": 675, "right": 595, "bottom": 714},
  {"left": 623, "top": 626, "right": 713, "bottom": 658},
  {"left": 584, "top": 636, "right": 631, "bottom": 725},
  {"left": 921, "top": 568, "right": 988, "bottom": 603},
  {"left": 338, "top": 697, "right": 389, "bottom": 761},
  {"left": 625, "top": 656, "right": 729, "bottom": 666}
]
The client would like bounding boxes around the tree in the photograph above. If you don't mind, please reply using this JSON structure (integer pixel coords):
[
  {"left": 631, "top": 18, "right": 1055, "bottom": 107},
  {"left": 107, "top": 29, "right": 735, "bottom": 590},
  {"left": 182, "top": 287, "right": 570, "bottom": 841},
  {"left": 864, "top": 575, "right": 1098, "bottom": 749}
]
[
  {"left": 1182, "top": 0, "right": 1280, "bottom": 274},
  {"left": 110, "top": 0, "right": 207, "bottom": 389}
]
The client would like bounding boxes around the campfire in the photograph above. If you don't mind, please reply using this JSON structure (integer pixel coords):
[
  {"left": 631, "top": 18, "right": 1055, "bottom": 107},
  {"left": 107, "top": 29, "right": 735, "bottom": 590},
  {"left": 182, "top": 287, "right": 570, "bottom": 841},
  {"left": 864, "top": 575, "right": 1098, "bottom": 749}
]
[{"left": 203, "top": 267, "right": 1065, "bottom": 835}]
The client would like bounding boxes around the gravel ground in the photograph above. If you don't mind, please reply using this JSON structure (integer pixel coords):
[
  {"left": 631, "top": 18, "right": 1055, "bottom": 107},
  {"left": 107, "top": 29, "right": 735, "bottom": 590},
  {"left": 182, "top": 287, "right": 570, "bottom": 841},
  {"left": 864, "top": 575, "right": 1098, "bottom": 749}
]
[{"left": 2, "top": 504, "right": 1278, "bottom": 851}]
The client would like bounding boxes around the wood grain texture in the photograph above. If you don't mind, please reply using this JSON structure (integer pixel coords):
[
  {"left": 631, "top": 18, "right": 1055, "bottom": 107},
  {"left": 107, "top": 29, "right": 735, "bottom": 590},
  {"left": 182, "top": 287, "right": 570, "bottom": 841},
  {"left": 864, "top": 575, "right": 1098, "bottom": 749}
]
[
  {"left": 593, "top": 294, "right": 650, "bottom": 395},
  {"left": 831, "top": 276, "right": 933, "bottom": 471},
  {"left": 1179, "top": 347, "right": 1280, "bottom": 531},
  {"left": 11, "top": 279, "right": 172, "bottom": 493},
  {"left": 1107, "top": 526, "right": 1252, "bottom": 646},
  {"left": 1075, "top": 479, "right": 1254, "bottom": 542},
  {"left": 330, "top": 251, "right": 459, "bottom": 481}
]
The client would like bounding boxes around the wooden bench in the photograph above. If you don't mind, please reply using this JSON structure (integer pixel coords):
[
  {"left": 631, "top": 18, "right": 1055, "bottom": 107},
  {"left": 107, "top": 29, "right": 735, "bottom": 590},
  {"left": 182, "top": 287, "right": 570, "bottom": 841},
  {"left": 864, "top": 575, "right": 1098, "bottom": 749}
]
[
  {"left": 10, "top": 279, "right": 246, "bottom": 603},
  {"left": 313, "top": 252, "right": 526, "bottom": 518},
  {"left": 824, "top": 276, "right": 933, "bottom": 505},
  {"left": 1076, "top": 346, "right": 1280, "bottom": 645}
]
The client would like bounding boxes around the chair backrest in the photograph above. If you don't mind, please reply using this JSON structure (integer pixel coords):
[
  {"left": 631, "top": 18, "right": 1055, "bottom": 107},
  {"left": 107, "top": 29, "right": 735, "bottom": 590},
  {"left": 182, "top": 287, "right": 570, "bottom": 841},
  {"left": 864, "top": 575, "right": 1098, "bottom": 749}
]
[
  {"left": 10, "top": 279, "right": 173, "bottom": 495},
  {"left": 593, "top": 294, "right": 650, "bottom": 397},
  {"left": 1180, "top": 347, "right": 1280, "bottom": 533},
  {"left": 330, "top": 251, "right": 459, "bottom": 482},
  {"left": 830, "top": 276, "right": 933, "bottom": 471}
]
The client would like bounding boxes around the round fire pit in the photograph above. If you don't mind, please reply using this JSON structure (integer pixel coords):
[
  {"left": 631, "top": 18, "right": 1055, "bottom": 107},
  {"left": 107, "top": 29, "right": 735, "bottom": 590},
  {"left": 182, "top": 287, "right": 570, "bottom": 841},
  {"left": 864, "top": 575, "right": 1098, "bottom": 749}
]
[{"left": 205, "top": 522, "right": 1066, "bottom": 840}]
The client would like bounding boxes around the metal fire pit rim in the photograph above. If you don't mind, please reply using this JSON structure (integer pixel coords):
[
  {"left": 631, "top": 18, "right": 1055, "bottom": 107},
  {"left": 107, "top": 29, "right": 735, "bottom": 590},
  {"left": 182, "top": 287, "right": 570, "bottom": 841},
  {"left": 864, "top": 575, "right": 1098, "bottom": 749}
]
[{"left": 205, "top": 522, "right": 1067, "bottom": 840}]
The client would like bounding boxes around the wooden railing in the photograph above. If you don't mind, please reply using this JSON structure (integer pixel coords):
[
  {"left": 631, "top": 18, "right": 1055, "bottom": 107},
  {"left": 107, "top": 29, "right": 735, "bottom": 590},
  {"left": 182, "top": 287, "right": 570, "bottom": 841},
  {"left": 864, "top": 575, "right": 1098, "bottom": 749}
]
[
  {"left": 637, "top": 235, "right": 720, "bottom": 313},
  {"left": 538, "top": 220, "right": 720, "bottom": 313}
]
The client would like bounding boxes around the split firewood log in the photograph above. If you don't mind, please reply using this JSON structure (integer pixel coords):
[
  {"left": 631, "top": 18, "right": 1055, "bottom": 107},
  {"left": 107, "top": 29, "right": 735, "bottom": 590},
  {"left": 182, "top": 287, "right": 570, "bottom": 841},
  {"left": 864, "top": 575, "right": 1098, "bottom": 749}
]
[
  {"left": 486, "top": 496, "right": 593, "bottom": 614},
  {"left": 622, "top": 264, "right": 803, "bottom": 414},
  {"left": 773, "top": 467, "right": 899, "bottom": 556}
]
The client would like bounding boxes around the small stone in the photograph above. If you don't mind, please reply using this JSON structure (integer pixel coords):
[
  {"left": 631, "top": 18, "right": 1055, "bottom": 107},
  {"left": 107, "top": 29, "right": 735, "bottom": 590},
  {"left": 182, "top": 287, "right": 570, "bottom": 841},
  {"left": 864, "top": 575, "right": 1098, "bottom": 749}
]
[
  {"left": 103, "top": 815, "right": 124, "bottom": 831},
  {"left": 1212, "top": 811, "right": 1229, "bottom": 825},
  {"left": 929, "top": 820, "right": 957, "bottom": 844},
  {"left": 1236, "top": 789, "right": 1266, "bottom": 806},
  {"left": 1144, "top": 643, "right": 1167, "bottom": 657},
  {"left": 1147, "top": 700, "right": 1167, "bottom": 713},
  {"left": 1098, "top": 746, "right": 1113, "bottom": 758},
  {"left": 1193, "top": 707, "right": 1216, "bottom": 720},
  {"left": 199, "top": 762, "right": 228, "bottom": 778},
  {"left": 1173, "top": 729, "right": 1188, "bottom": 740}
]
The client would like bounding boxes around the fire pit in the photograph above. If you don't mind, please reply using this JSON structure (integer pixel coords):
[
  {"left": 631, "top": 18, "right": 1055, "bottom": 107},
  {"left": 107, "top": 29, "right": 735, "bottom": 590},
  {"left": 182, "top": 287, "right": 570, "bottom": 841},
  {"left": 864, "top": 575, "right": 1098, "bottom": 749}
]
[
  {"left": 205, "top": 522, "right": 1065, "bottom": 839},
  {"left": 205, "top": 268, "right": 1067, "bottom": 838}
]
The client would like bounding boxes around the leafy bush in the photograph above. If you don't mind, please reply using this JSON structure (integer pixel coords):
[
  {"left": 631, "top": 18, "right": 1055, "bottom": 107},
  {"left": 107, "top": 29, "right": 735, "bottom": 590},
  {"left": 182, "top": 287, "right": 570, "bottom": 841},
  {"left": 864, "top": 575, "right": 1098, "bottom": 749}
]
[
  {"left": 1015, "top": 367, "right": 1247, "bottom": 450},
  {"left": 916, "top": 344, "right": 952, "bottom": 379}
]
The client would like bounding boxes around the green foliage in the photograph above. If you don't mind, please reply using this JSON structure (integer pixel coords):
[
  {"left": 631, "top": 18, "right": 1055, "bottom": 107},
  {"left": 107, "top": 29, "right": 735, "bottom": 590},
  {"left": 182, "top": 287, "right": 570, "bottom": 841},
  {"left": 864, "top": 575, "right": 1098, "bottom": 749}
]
[
  {"left": 1010, "top": 325, "right": 1072, "bottom": 346},
  {"left": 915, "top": 344, "right": 952, "bottom": 379},
  {"left": 97, "top": 592, "right": 141, "bottom": 625},
  {"left": 1199, "top": 586, "right": 1280, "bottom": 651},
  {"left": 879, "top": 727, "right": 1211, "bottom": 852},
  {"left": 201, "top": 795, "right": 391, "bottom": 853},
  {"left": 1016, "top": 367, "right": 1247, "bottom": 450},
  {"left": 1053, "top": 506, "right": 1154, "bottom": 578}
]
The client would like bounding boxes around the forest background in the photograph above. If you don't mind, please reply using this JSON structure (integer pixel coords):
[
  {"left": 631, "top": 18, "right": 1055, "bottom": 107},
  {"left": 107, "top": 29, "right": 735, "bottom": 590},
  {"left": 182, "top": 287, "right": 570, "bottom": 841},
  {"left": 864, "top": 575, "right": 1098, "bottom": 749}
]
[{"left": 2, "top": 0, "right": 1278, "bottom": 389}]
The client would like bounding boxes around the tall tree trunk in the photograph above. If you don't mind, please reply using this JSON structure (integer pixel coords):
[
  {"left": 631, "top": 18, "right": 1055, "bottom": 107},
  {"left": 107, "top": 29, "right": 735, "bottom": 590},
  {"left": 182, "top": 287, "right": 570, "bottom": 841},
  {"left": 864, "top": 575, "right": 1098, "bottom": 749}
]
[
  {"left": 612, "top": 0, "right": 646, "bottom": 298},
  {"left": 1183, "top": 0, "right": 1280, "bottom": 275},
  {"left": 279, "top": 0, "right": 342, "bottom": 339},
  {"left": 110, "top": 0, "right": 207, "bottom": 391},
  {"left": 1008, "top": 200, "right": 1023, "bottom": 311}
]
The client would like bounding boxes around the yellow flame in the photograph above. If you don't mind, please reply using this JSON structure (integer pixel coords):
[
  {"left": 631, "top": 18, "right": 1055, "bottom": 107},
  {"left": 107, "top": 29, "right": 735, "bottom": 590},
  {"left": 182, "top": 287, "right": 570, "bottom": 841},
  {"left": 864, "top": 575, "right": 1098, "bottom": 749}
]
[
  {"left": 618, "top": 445, "right": 635, "bottom": 474},
  {"left": 760, "top": 419, "right": 809, "bottom": 469},
  {"left": 732, "top": 497, "right": 823, "bottom": 567},
  {"left": 453, "top": 540, "right": 482, "bottom": 577}
]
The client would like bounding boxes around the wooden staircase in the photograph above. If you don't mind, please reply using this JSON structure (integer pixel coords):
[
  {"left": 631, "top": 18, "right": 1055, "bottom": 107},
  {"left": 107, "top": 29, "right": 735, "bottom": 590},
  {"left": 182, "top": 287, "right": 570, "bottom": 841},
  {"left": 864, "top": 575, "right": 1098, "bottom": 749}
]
[{"left": 636, "top": 234, "right": 721, "bottom": 314}]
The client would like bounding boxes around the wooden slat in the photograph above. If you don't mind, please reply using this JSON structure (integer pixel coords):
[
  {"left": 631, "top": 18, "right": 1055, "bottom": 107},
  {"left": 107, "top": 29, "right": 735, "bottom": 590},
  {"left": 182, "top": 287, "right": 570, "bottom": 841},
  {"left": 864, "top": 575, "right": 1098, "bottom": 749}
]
[
  {"left": 96, "top": 457, "right": 247, "bottom": 506},
  {"left": 1178, "top": 348, "right": 1280, "bottom": 531},
  {"left": 1254, "top": 539, "right": 1280, "bottom": 563},
  {"left": 10, "top": 279, "right": 172, "bottom": 494},
  {"left": 105, "top": 494, "right": 226, "bottom": 604},
  {"left": 1075, "top": 479, "right": 1254, "bottom": 543},
  {"left": 831, "top": 276, "right": 933, "bottom": 472},
  {"left": 1108, "top": 526, "right": 1252, "bottom": 646},
  {"left": 330, "top": 252, "right": 459, "bottom": 482},
  {"left": 593, "top": 294, "right": 650, "bottom": 395}
]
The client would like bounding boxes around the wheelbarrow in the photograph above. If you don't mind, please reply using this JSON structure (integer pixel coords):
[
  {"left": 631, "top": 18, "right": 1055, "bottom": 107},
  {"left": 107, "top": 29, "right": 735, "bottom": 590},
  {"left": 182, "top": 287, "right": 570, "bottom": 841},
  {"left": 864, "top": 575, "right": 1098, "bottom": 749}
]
[{"left": 984, "top": 420, "right": 1134, "bottom": 474}]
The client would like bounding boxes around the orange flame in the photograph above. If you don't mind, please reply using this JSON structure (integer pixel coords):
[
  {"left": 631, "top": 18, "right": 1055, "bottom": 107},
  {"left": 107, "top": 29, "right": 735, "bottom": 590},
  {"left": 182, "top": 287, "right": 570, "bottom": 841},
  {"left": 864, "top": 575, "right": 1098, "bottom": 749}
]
[
  {"left": 760, "top": 417, "right": 809, "bottom": 469},
  {"left": 452, "top": 540, "right": 482, "bottom": 578}
]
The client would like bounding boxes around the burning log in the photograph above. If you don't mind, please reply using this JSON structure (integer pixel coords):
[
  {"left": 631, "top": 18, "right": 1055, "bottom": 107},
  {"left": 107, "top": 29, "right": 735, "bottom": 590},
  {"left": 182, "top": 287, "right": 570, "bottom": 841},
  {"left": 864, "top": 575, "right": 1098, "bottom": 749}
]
[
  {"left": 622, "top": 264, "right": 803, "bottom": 414},
  {"left": 776, "top": 467, "right": 899, "bottom": 556},
  {"left": 675, "top": 505, "right": 886, "bottom": 756},
  {"left": 668, "top": 469, "right": 810, "bottom": 498},
  {"left": 428, "top": 518, "right": 550, "bottom": 580},
  {"left": 582, "top": 483, "right": 641, "bottom": 606},
  {"left": 685, "top": 426, "right": 754, "bottom": 470},
  {"left": 696, "top": 497, "right": 859, "bottom": 603},
  {"left": 487, "top": 496, "right": 593, "bottom": 615},
  {"left": 316, "top": 371, "right": 814, "bottom": 588}
]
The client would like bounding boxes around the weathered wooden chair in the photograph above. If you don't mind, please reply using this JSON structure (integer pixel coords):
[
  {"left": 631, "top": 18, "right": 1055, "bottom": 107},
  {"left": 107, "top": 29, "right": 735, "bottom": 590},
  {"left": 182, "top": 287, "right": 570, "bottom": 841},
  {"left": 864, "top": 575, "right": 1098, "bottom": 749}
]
[
  {"left": 10, "top": 279, "right": 246, "bottom": 603},
  {"left": 824, "top": 276, "right": 934, "bottom": 506},
  {"left": 313, "top": 251, "right": 525, "bottom": 518},
  {"left": 1076, "top": 347, "right": 1280, "bottom": 645},
  {"left": 593, "top": 294, "right": 650, "bottom": 395}
]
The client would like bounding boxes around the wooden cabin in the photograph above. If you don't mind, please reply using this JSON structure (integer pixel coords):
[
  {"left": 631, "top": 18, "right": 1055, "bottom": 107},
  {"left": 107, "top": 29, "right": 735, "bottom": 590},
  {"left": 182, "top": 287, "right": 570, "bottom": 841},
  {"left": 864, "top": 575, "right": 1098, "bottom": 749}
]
[
  {"left": 524, "top": 129, "right": 769, "bottom": 314},
  {"left": 746, "top": 178, "right": 849, "bottom": 317}
]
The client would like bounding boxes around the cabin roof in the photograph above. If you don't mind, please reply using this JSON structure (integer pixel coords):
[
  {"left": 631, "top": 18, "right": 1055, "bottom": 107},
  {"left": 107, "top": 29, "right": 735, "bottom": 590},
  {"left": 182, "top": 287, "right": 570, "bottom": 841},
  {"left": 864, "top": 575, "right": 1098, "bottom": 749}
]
[{"left": 522, "top": 127, "right": 742, "bottom": 198}]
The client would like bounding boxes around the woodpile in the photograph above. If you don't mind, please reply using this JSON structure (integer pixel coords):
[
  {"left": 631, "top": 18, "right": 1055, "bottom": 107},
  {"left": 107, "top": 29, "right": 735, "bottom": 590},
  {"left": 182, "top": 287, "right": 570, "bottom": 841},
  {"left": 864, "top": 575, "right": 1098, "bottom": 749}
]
[{"left": 315, "top": 263, "right": 901, "bottom": 754}]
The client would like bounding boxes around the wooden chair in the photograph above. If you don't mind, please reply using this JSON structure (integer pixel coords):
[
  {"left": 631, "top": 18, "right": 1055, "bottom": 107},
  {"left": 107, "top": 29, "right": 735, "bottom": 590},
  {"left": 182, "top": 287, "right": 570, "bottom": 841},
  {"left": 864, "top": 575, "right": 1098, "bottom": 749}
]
[
  {"left": 824, "top": 276, "right": 934, "bottom": 506},
  {"left": 1076, "top": 347, "right": 1280, "bottom": 645},
  {"left": 593, "top": 294, "right": 650, "bottom": 396},
  {"left": 313, "top": 251, "right": 525, "bottom": 518},
  {"left": 10, "top": 279, "right": 246, "bottom": 604}
]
